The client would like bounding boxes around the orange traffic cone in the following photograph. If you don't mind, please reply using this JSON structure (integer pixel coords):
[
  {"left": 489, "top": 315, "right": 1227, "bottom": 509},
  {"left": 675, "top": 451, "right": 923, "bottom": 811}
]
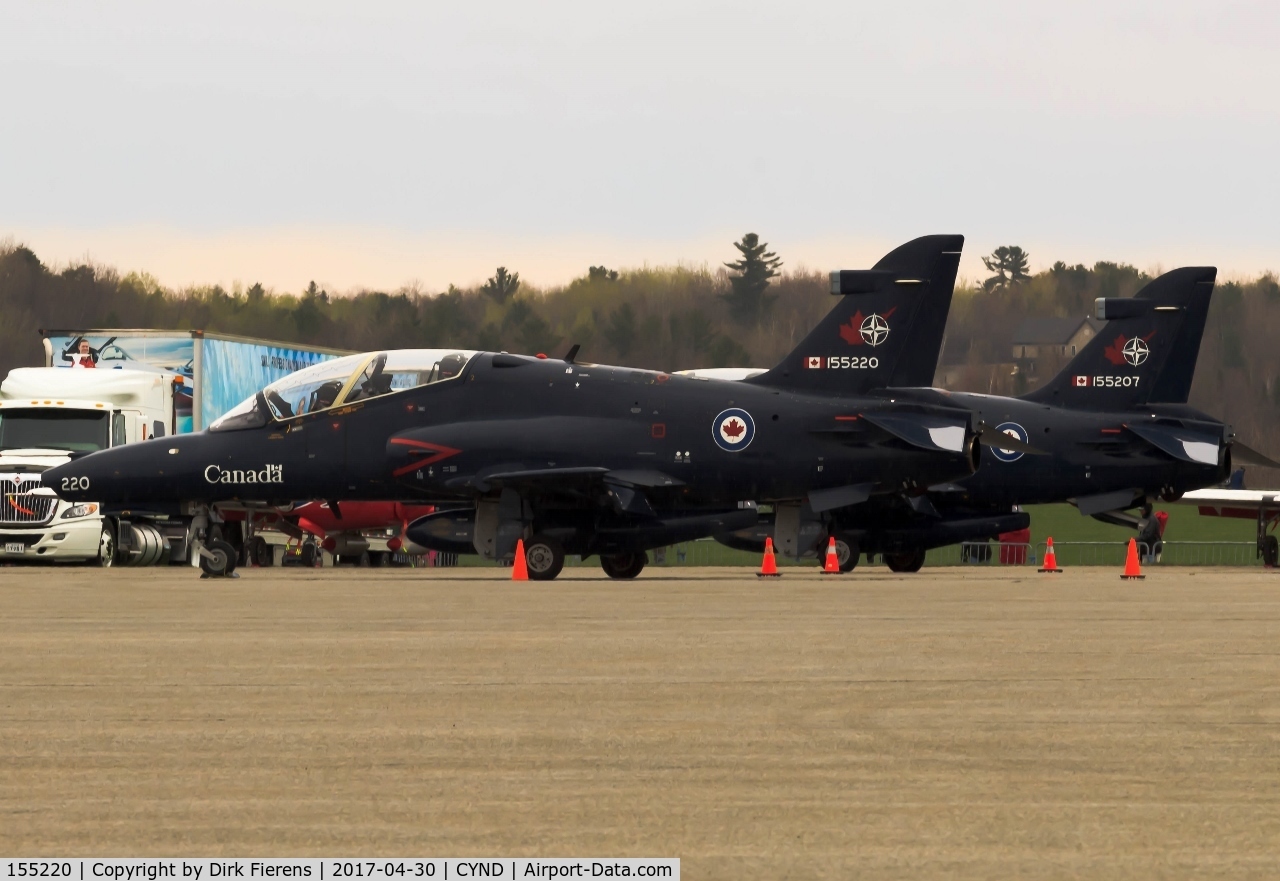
[
  {"left": 821, "top": 536, "right": 841, "bottom": 574},
  {"left": 1038, "top": 537, "right": 1063, "bottom": 573},
  {"left": 1121, "top": 537, "right": 1145, "bottom": 580},
  {"left": 757, "top": 537, "right": 781, "bottom": 578},
  {"left": 511, "top": 538, "right": 529, "bottom": 581}
]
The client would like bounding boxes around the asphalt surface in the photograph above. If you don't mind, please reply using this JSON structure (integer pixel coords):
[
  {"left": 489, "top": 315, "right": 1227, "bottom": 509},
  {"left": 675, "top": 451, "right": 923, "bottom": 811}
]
[{"left": 2, "top": 564, "right": 1279, "bottom": 878}]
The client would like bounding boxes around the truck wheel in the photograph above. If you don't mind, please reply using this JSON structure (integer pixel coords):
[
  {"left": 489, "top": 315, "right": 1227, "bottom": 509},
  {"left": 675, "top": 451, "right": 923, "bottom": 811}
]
[
  {"left": 524, "top": 535, "right": 565, "bottom": 581},
  {"left": 199, "top": 539, "right": 238, "bottom": 577},
  {"left": 601, "top": 551, "right": 646, "bottom": 579},
  {"left": 833, "top": 534, "right": 859, "bottom": 572},
  {"left": 1264, "top": 535, "right": 1279, "bottom": 568},
  {"left": 885, "top": 547, "right": 927, "bottom": 573},
  {"left": 97, "top": 527, "right": 116, "bottom": 568}
]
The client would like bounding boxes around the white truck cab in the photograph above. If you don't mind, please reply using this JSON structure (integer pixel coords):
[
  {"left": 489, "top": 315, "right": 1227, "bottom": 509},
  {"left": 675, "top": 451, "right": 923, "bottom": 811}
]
[{"left": 0, "top": 368, "right": 177, "bottom": 565}]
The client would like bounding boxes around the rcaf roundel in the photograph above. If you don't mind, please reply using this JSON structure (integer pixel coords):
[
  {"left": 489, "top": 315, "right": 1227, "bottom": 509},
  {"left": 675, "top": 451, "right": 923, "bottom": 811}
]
[
  {"left": 989, "top": 421, "right": 1029, "bottom": 463},
  {"left": 712, "top": 408, "right": 756, "bottom": 452}
]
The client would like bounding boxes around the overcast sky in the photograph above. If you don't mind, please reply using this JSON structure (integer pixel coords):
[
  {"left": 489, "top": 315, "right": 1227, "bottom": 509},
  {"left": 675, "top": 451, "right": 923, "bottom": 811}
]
[{"left": 2, "top": 1, "right": 1277, "bottom": 292}]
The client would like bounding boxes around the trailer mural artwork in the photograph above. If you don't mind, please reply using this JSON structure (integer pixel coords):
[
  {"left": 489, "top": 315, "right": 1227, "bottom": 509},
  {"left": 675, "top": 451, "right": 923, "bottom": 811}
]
[
  {"left": 47, "top": 334, "right": 196, "bottom": 430},
  {"left": 44, "top": 331, "right": 340, "bottom": 433},
  {"left": 199, "top": 338, "right": 333, "bottom": 431}
]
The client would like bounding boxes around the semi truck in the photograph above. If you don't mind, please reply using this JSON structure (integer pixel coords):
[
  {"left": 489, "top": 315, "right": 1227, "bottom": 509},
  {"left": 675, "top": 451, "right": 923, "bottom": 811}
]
[{"left": 0, "top": 330, "right": 348, "bottom": 566}]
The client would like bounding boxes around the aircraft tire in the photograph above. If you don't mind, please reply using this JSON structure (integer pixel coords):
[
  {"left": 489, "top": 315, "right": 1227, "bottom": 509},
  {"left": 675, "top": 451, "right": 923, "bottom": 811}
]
[
  {"left": 600, "top": 551, "right": 646, "bottom": 580},
  {"left": 833, "top": 534, "right": 859, "bottom": 572},
  {"left": 1264, "top": 535, "right": 1279, "bottom": 568},
  {"left": 885, "top": 547, "right": 927, "bottom": 573},
  {"left": 524, "top": 535, "right": 565, "bottom": 581},
  {"left": 251, "top": 537, "right": 273, "bottom": 568},
  {"left": 300, "top": 542, "right": 318, "bottom": 568},
  {"left": 199, "top": 539, "right": 238, "bottom": 577}
]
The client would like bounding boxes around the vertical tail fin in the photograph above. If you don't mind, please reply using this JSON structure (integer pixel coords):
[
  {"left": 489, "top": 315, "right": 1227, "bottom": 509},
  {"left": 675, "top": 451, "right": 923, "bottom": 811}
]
[
  {"left": 746, "top": 235, "right": 963, "bottom": 395},
  {"left": 1022, "top": 266, "right": 1216, "bottom": 410}
]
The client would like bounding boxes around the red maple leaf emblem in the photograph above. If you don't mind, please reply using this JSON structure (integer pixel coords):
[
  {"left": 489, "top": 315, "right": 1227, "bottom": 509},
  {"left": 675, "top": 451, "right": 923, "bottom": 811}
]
[
  {"left": 839, "top": 310, "right": 866, "bottom": 345},
  {"left": 722, "top": 419, "right": 745, "bottom": 439},
  {"left": 1102, "top": 334, "right": 1128, "bottom": 366}
]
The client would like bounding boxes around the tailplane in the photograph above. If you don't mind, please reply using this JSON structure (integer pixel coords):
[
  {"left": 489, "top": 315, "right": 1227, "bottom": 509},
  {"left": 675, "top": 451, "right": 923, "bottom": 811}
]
[
  {"left": 1022, "top": 266, "right": 1215, "bottom": 410},
  {"left": 746, "top": 235, "right": 963, "bottom": 395}
]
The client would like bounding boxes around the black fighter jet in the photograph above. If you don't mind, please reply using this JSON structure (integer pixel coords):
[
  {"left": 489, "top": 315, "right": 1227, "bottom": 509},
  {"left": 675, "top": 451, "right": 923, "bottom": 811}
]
[
  {"left": 717, "top": 265, "right": 1280, "bottom": 571},
  {"left": 44, "top": 235, "right": 1041, "bottom": 579}
]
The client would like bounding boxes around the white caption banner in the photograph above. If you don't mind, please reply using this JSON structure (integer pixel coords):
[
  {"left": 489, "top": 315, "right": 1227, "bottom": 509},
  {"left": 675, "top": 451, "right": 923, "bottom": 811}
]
[{"left": 0, "top": 861, "right": 678, "bottom": 881}]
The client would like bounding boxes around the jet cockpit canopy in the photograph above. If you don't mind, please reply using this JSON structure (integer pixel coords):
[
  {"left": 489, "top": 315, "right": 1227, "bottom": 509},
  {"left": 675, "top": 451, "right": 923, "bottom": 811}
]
[{"left": 210, "top": 349, "right": 477, "bottom": 432}]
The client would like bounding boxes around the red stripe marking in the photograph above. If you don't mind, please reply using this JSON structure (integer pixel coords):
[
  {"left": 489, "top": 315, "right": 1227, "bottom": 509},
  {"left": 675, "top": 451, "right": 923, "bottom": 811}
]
[{"left": 390, "top": 437, "right": 462, "bottom": 476}]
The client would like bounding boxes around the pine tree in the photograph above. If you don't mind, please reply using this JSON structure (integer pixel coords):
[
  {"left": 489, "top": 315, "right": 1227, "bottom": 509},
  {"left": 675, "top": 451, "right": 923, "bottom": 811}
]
[
  {"left": 723, "top": 233, "right": 782, "bottom": 324},
  {"left": 982, "top": 246, "right": 1031, "bottom": 292},
  {"left": 481, "top": 267, "right": 520, "bottom": 303}
]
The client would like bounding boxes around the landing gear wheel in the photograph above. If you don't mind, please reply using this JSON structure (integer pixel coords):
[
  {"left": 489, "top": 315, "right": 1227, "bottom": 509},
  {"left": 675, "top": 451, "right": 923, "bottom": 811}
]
[
  {"left": 199, "top": 539, "right": 239, "bottom": 577},
  {"left": 1263, "top": 534, "right": 1279, "bottom": 568},
  {"left": 251, "top": 536, "right": 273, "bottom": 568},
  {"left": 524, "top": 535, "right": 565, "bottom": 581},
  {"left": 832, "top": 534, "right": 859, "bottom": 572},
  {"left": 300, "top": 541, "right": 318, "bottom": 568},
  {"left": 600, "top": 551, "right": 647, "bottom": 579},
  {"left": 97, "top": 526, "right": 116, "bottom": 567},
  {"left": 885, "top": 547, "right": 927, "bottom": 573}
]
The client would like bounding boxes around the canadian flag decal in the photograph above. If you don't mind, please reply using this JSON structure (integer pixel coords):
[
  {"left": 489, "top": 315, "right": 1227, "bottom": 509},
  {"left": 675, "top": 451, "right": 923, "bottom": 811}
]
[
  {"left": 1074, "top": 375, "right": 1090, "bottom": 387},
  {"left": 806, "top": 356, "right": 823, "bottom": 369}
]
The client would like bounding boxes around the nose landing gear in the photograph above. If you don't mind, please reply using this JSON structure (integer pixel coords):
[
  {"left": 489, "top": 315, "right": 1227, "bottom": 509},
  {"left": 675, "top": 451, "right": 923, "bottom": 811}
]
[{"left": 198, "top": 539, "right": 239, "bottom": 578}]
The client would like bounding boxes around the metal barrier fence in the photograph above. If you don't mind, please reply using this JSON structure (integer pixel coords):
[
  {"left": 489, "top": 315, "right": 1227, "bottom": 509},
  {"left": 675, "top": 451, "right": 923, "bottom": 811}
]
[{"left": 1031, "top": 540, "right": 1261, "bottom": 567}]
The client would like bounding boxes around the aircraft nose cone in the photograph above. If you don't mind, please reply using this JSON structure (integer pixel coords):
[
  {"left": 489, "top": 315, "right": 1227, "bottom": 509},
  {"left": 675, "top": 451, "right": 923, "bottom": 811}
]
[
  {"left": 43, "top": 440, "right": 167, "bottom": 505},
  {"left": 42, "top": 456, "right": 102, "bottom": 502}
]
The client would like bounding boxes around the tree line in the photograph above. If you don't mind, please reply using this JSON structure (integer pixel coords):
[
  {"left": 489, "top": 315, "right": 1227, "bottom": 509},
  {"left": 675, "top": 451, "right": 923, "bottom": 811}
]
[{"left": 1, "top": 236, "right": 1276, "bottom": 482}]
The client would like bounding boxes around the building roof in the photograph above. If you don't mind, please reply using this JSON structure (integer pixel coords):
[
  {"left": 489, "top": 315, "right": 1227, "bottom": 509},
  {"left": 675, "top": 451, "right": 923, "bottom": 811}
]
[{"left": 1012, "top": 316, "right": 1104, "bottom": 345}]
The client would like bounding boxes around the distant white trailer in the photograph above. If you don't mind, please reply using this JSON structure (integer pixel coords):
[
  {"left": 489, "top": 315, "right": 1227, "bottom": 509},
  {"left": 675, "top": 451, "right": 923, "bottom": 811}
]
[{"left": 673, "top": 367, "right": 767, "bottom": 381}]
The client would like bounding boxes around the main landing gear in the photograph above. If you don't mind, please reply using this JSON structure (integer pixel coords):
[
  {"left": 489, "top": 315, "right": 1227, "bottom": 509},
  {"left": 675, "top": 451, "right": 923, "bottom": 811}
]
[
  {"left": 523, "top": 534, "right": 566, "bottom": 581},
  {"left": 884, "top": 547, "right": 927, "bottom": 573},
  {"left": 831, "top": 534, "right": 860, "bottom": 573},
  {"left": 600, "top": 551, "right": 647, "bottom": 579}
]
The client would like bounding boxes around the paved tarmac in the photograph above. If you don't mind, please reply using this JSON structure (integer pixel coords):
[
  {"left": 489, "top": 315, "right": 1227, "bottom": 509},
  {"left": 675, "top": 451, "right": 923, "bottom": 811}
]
[{"left": 1, "top": 564, "right": 1278, "bottom": 878}]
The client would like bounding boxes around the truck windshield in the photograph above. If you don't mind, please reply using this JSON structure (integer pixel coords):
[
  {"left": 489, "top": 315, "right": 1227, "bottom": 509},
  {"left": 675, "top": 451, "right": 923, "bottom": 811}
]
[{"left": 0, "top": 409, "right": 110, "bottom": 452}]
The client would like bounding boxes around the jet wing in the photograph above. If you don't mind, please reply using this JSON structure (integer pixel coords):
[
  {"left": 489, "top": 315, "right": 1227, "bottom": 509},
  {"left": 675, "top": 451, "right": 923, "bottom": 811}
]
[
  {"left": 854, "top": 411, "right": 970, "bottom": 454},
  {"left": 1124, "top": 423, "right": 1222, "bottom": 465}
]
